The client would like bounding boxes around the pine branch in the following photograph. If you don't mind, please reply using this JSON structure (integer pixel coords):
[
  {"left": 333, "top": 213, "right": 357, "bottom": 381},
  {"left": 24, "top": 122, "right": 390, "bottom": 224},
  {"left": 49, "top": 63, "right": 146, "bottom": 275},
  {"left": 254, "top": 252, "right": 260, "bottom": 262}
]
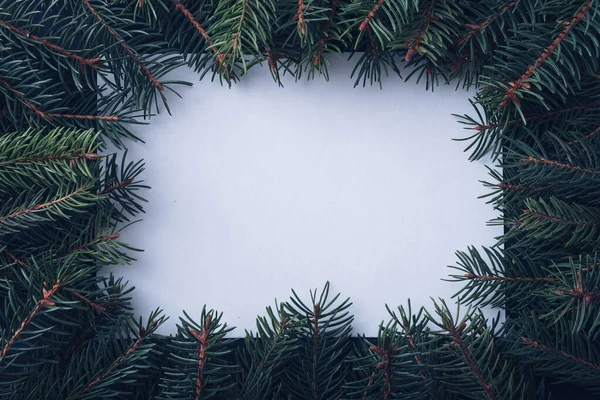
[
  {"left": 520, "top": 337, "right": 600, "bottom": 371},
  {"left": 520, "top": 157, "right": 600, "bottom": 176},
  {"left": 358, "top": 0, "right": 385, "bottom": 32},
  {"left": 500, "top": 1, "right": 594, "bottom": 107},
  {"left": 405, "top": 1, "right": 436, "bottom": 61},
  {"left": 82, "top": 0, "right": 164, "bottom": 91},
  {"left": 0, "top": 279, "right": 62, "bottom": 359},
  {"left": 0, "top": 78, "right": 49, "bottom": 121},
  {"left": 458, "top": 1, "right": 518, "bottom": 46},
  {"left": 0, "top": 20, "right": 102, "bottom": 67}
]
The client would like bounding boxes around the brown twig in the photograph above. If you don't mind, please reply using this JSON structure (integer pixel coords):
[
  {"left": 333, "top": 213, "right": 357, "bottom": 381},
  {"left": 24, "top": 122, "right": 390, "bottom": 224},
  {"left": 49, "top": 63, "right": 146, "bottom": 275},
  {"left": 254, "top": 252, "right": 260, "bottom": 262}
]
[
  {"left": 69, "top": 290, "right": 108, "bottom": 312},
  {"left": 0, "top": 20, "right": 102, "bottom": 67},
  {"left": 500, "top": 1, "right": 593, "bottom": 107},
  {"left": 189, "top": 314, "right": 212, "bottom": 400},
  {"left": 463, "top": 273, "right": 557, "bottom": 282},
  {"left": 297, "top": 0, "right": 307, "bottom": 35},
  {"left": 521, "top": 337, "right": 600, "bottom": 370},
  {"left": 82, "top": 0, "right": 164, "bottom": 90},
  {"left": 405, "top": 1, "right": 436, "bottom": 61},
  {"left": 475, "top": 103, "right": 600, "bottom": 131},
  {"left": 98, "top": 178, "right": 134, "bottom": 195},
  {"left": 11, "top": 153, "right": 102, "bottom": 164},
  {"left": 458, "top": 1, "right": 518, "bottom": 46},
  {"left": 522, "top": 210, "right": 598, "bottom": 227},
  {"left": 447, "top": 322, "right": 496, "bottom": 400},
  {"left": 0, "top": 186, "right": 87, "bottom": 222},
  {"left": 520, "top": 156, "right": 600, "bottom": 176},
  {"left": 0, "top": 280, "right": 61, "bottom": 359},
  {"left": 0, "top": 78, "right": 50, "bottom": 120},
  {"left": 359, "top": 0, "right": 385, "bottom": 32},
  {"left": 313, "top": 0, "right": 339, "bottom": 66}
]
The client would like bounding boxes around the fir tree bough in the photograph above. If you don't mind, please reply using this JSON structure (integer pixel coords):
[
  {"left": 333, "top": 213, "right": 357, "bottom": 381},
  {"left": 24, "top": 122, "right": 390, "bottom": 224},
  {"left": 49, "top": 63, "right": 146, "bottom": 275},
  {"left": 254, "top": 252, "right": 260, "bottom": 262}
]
[{"left": 2, "top": 0, "right": 600, "bottom": 398}]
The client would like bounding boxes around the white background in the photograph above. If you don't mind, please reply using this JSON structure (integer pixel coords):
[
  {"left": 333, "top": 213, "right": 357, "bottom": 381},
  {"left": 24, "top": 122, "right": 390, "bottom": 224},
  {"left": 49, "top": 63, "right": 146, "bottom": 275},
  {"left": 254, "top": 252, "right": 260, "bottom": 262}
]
[{"left": 105, "top": 58, "right": 501, "bottom": 336}]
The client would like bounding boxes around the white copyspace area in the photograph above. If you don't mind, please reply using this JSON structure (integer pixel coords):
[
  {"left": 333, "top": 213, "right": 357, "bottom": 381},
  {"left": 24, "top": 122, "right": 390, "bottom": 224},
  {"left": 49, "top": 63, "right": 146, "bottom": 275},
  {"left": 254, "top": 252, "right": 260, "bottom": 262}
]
[{"left": 103, "top": 57, "right": 501, "bottom": 336}]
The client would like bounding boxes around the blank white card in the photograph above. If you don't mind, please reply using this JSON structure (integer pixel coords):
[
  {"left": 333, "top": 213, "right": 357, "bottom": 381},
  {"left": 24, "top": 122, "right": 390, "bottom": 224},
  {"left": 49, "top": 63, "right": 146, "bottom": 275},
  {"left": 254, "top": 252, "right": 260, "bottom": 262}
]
[{"left": 105, "top": 58, "right": 501, "bottom": 336}]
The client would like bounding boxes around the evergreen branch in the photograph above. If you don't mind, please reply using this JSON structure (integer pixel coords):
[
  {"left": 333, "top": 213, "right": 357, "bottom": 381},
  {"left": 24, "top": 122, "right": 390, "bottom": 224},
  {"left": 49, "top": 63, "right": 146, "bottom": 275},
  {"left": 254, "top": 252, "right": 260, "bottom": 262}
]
[
  {"left": 500, "top": 0, "right": 594, "bottom": 107},
  {"left": 3, "top": 249, "right": 29, "bottom": 269},
  {"left": 458, "top": 1, "right": 518, "bottom": 46},
  {"left": 520, "top": 157, "right": 600, "bottom": 176},
  {"left": 45, "top": 113, "right": 120, "bottom": 121},
  {"left": 0, "top": 20, "right": 102, "bottom": 67},
  {"left": 81, "top": 0, "right": 164, "bottom": 91},
  {"left": 520, "top": 337, "right": 600, "bottom": 371},
  {"left": 188, "top": 314, "right": 211, "bottom": 400},
  {"left": 494, "top": 182, "right": 545, "bottom": 191},
  {"left": 474, "top": 103, "right": 600, "bottom": 131},
  {"left": 0, "top": 186, "right": 87, "bottom": 223},
  {"left": 405, "top": 1, "right": 436, "bottom": 61},
  {"left": 446, "top": 322, "right": 495, "bottom": 400},
  {"left": 75, "top": 335, "right": 146, "bottom": 397},
  {"left": 359, "top": 0, "right": 385, "bottom": 32},
  {"left": 98, "top": 178, "right": 134, "bottom": 195},
  {"left": 0, "top": 78, "right": 50, "bottom": 120},
  {"left": 173, "top": 0, "right": 227, "bottom": 68},
  {"left": 61, "top": 233, "right": 121, "bottom": 256},
  {"left": 11, "top": 153, "right": 102, "bottom": 164},
  {"left": 0, "top": 280, "right": 61, "bottom": 359},
  {"left": 313, "top": 0, "right": 339, "bottom": 66},
  {"left": 368, "top": 337, "right": 398, "bottom": 400},
  {"left": 296, "top": 0, "right": 307, "bottom": 35},
  {"left": 463, "top": 273, "right": 557, "bottom": 282},
  {"left": 69, "top": 290, "right": 108, "bottom": 312},
  {"left": 521, "top": 210, "right": 599, "bottom": 227}
]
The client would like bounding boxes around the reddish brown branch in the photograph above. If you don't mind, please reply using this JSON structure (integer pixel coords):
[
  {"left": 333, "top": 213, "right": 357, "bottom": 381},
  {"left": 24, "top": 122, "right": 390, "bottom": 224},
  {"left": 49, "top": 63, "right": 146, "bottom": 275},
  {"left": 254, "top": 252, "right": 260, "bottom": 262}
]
[
  {"left": 522, "top": 210, "right": 598, "bottom": 227},
  {"left": 405, "top": 1, "right": 436, "bottom": 61},
  {"left": 401, "top": 317, "right": 428, "bottom": 382},
  {"left": 173, "top": 1, "right": 227, "bottom": 68},
  {"left": 521, "top": 337, "right": 600, "bottom": 370},
  {"left": 189, "top": 314, "right": 212, "bottom": 400},
  {"left": 69, "top": 290, "right": 108, "bottom": 312},
  {"left": 520, "top": 156, "right": 600, "bottom": 176},
  {"left": 370, "top": 337, "right": 399, "bottom": 400},
  {"left": 0, "top": 20, "right": 102, "bottom": 67},
  {"left": 63, "top": 233, "right": 120, "bottom": 257},
  {"left": 359, "top": 0, "right": 385, "bottom": 31},
  {"left": 0, "top": 280, "right": 61, "bottom": 359},
  {"left": 494, "top": 182, "right": 544, "bottom": 191},
  {"left": 297, "top": 0, "right": 307, "bottom": 35},
  {"left": 475, "top": 103, "right": 600, "bottom": 131},
  {"left": 463, "top": 273, "right": 557, "bottom": 282},
  {"left": 313, "top": 0, "right": 339, "bottom": 66},
  {"left": 82, "top": 0, "right": 164, "bottom": 91},
  {"left": 0, "top": 78, "right": 50, "bottom": 120},
  {"left": 46, "top": 113, "right": 120, "bottom": 121},
  {"left": 0, "top": 186, "right": 87, "bottom": 222},
  {"left": 501, "top": 1, "right": 593, "bottom": 107},
  {"left": 312, "top": 303, "right": 320, "bottom": 400},
  {"left": 458, "top": 1, "right": 518, "bottom": 46},
  {"left": 98, "top": 178, "right": 134, "bottom": 195},
  {"left": 12, "top": 153, "right": 102, "bottom": 164},
  {"left": 447, "top": 323, "right": 495, "bottom": 400},
  {"left": 77, "top": 335, "right": 145, "bottom": 396},
  {"left": 3, "top": 250, "right": 30, "bottom": 269}
]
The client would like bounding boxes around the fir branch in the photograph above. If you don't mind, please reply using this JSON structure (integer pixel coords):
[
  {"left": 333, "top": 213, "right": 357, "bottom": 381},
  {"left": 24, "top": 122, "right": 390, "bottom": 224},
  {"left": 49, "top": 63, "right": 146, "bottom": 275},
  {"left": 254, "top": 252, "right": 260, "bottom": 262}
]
[
  {"left": 3, "top": 249, "right": 29, "bottom": 269},
  {"left": 446, "top": 322, "right": 495, "bottom": 400},
  {"left": 74, "top": 335, "right": 146, "bottom": 397},
  {"left": 359, "top": 0, "right": 385, "bottom": 32},
  {"left": 313, "top": 0, "right": 339, "bottom": 66},
  {"left": 69, "top": 290, "right": 108, "bottom": 312},
  {"left": 474, "top": 103, "right": 600, "bottom": 131},
  {"left": 45, "top": 113, "right": 120, "bottom": 121},
  {"left": 0, "top": 20, "right": 102, "bottom": 67},
  {"left": 458, "top": 1, "right": 518, "bottom": 46},
  {"left": 520, "top": 157, "right": 600, "bottom": 176},
  {"left": 0, "top": 186, "right": 87, "bottom": 223},
  {"left": 369, "top": 337, "right": 398, "bottom": 400},
  {"left": 463, "top": 273, "right": 557, "bottom": 282},
  {"left": 0, "top": 78, "right": 50, "bottom": 120},
  {"left": 81, "top": 0, "right": 164, "bottom": 91},
  {"left": 173, "top": 0, "right": 227, "bottom": 68},
  {"left": 521, "top": 209, "right": 599, "bottom": 227},
  {"left": 0, "top": 280, "right": 61, "bottom": 359},
  {"left": 500, "top": 1, "right": 594, "bottom": 107},
  {"left": 405, "top": 1, "right": 436, "bottom": 61},
  {"left": 98, "top": 178, "right": 134, "bottom": 195},
  {"left": 296, "top": 0, "right": 307, "bottom": 35},
  {"left": 189, "top": 314, "right": 211, "bottom": 400},
  {"left": 520, "top": 337, "right": 600, "bottom": 371},
  {"left": 11, "top": 153, "right": 102, "bottom": 164},
  {"left": 62, "top": 233, "right": 121, "bottom": 256}
]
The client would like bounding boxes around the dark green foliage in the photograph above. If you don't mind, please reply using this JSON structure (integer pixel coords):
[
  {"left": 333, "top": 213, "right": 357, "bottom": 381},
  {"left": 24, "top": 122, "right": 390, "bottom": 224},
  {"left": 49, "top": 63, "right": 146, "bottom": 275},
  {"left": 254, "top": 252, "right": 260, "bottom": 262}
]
[{"left": 2, "top": 0, "right": 600, "bottom": 399}]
